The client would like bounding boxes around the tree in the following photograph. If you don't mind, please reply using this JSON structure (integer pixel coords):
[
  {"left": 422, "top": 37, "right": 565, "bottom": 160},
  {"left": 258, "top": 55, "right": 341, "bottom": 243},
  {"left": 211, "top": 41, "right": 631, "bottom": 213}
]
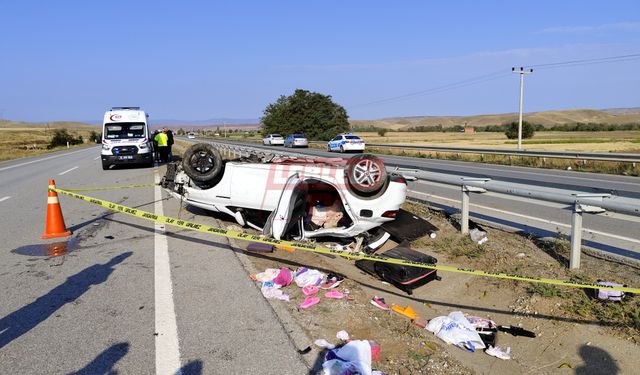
[
  {"left": 261, "top": 89, "right": 350, "bottom": 141},
  {"left": 48, "top": 128, "right": 83, "bottom": 149},
  {"left": 377, "top": 128, "right": 388, "bottom": 137},
  {"left": 505, "top": 121, "right": 535, "bottom": 139}
]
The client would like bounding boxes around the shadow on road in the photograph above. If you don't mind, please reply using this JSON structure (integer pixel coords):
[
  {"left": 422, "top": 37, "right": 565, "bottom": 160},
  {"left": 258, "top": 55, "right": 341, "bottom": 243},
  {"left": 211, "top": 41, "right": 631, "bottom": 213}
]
[
  {"left": 68, "top": 342, "right": 129, "bottom": 375},
  {"left": 0, "top": 252, "right": 132, "bottom": 349},
  {"left": 178, "top": 360, "right": 203, "bottom": 375},
  {"left": 575, "top": 344, "right": 619, "bottom": 374}
]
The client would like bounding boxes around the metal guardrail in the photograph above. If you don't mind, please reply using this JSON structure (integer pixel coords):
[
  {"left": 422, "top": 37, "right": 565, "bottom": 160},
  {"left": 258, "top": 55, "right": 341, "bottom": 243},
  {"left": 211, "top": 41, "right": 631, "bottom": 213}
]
[
  {"left": 193, "top": 139, "right": 640, "bottom": 269},
  {"left": 306, "top": 141, "right": 640, "bottom": 163}
]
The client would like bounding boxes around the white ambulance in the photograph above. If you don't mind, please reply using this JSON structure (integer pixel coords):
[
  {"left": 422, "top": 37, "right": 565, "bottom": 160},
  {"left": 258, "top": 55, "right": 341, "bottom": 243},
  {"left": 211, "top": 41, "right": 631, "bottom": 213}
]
[{"left": 100, "top": 107, "right": 154, "bottom": 169}]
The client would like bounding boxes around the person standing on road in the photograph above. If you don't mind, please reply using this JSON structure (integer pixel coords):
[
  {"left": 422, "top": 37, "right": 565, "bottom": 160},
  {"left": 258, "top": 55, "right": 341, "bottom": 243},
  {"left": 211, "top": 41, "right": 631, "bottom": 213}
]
[
  {"left": 154, "top": 129, "right": 169, "bottom": 163},
  {"left": 165, "top": 127, "right": 174, "bottom": 162},
  {"left": 152, "top": 130, "right": 160, "bottom": 162}
]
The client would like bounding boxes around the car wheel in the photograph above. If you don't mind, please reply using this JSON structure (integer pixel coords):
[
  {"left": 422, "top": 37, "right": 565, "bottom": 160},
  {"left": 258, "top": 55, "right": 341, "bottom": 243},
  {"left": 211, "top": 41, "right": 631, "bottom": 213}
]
[
  {"left": 340, "top": 146, "right": 345, "bottom": 153},
  {"left": 102, "top": 161, "right": 109, "bottom": 170},
  {"left": 182, "top": 143, "right": 223, "bottom": 183},
  {"left": 345, "top": 154, "right": 388, "bottom": 194},
  {"left": 327, "top": 145, "right": 331, "bottom": 152}
]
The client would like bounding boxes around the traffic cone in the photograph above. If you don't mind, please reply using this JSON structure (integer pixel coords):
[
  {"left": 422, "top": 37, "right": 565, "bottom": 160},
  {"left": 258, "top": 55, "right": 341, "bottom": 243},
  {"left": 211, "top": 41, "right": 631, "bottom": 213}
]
[{"left": 42, "top": 179, "right": 72, "bottom": 239}]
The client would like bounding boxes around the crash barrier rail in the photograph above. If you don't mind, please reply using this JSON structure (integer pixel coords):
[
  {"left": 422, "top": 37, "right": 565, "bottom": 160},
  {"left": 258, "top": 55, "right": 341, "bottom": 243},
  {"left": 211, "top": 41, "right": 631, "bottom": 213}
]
[
  {"left": 305, "top": 141, "right": 640, "bottom": 164},
  {"left": 51, "top": 185, "right": 640, "bottom": 294},
  {"left": 202, "top": 140, "right": 640, "bottom": 269}
]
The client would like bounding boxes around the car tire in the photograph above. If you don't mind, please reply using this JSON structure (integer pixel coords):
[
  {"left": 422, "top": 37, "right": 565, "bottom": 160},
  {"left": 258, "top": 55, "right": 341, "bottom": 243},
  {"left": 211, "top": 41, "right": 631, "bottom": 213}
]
[
  {"left": 340, "top": 146, "right": 345, "bottom": 153},
  {"left": 182, "top": 143, "right": 223, "bottom": 183},
  {"left": 345, "top": 154, "right": 388, "bottom": 194},
  {"left": 102, "top": 161, "right": 109, "bottom": 170},
  {"left": 327, "top": 145, "right": 331, "bottom": 152}
]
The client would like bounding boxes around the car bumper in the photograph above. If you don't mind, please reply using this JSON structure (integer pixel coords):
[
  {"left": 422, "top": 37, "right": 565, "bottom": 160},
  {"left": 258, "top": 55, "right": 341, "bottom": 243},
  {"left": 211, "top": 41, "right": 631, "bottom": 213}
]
[
  {"left": 102, "top": 152, "right": 153, "bottom": 165},
  {"left": 270, "top": 140, "right": 285, "bottom": 145},
  {"left": 342, "top": 143, "right": 365, "bottom": 151}
]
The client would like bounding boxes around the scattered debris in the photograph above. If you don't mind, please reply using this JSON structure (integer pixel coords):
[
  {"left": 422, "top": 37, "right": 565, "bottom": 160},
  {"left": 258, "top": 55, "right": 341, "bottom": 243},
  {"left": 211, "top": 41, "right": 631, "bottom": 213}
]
[
  {"left": 469, "top": 228, "right": 488, "bottom": 245},
  {"left": 370, "top": 296, "right": 390, "bottom": 311},
  {"left": 485, "top": 345, "right": 511, "bottom": 360},
  {"left": 596, "top": 280, "right": 626, "bottom": 301},
  {"left": 426, "top": 311, "right": 486, "bottom": 352}
]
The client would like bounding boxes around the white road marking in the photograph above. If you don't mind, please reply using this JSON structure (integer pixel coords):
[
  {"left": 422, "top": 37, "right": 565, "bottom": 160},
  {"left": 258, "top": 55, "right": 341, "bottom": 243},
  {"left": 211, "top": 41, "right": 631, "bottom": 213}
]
[
  {"left": 154, "top": 171, "right": 182, "bottom": 374},
  {"left": 408, "top": 189, "right": 640, "bottom": 245},
  {"left": 94, "top": 156, "right": 100, "bottom": 160},
  {"left": 0, "top": 147, "right": 95, "bottom": 172},
  {"left": 0, "top": 196, "right": 10, "bottom": 203},
  {"left": 58, "top": 166, "right": 79, "bottom": 175}
]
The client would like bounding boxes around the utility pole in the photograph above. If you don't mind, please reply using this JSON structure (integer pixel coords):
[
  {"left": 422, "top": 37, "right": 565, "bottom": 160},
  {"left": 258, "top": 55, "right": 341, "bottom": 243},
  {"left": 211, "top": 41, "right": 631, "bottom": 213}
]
[{"left": 512, "top": 67, "right": 533, "bottom": 150}]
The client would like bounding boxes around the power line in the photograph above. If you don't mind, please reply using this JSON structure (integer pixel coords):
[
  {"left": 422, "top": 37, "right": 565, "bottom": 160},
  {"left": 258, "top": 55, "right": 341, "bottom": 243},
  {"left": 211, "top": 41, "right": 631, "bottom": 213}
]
[
  {"left": 530, "top": 53, "right": 640, "bottom": 68},
  {"left": 348, "top": 52, "right": 640, "bottom": 110}
]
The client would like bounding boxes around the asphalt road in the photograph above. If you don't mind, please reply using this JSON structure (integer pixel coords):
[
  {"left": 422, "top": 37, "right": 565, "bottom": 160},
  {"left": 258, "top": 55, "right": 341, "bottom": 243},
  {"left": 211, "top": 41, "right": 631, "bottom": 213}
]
[
  {"left": 201, "top": 139, "right": 640, "bottom": 258},
  {"left": 0, "top": 147, "right": 309, "bottom": 374}
]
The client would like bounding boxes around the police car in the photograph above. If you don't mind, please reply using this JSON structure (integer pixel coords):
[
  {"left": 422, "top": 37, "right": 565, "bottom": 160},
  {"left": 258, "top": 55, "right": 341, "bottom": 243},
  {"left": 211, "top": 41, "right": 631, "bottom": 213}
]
[{"left": 327, "top": 133, "right": 365, "bottom": 153}]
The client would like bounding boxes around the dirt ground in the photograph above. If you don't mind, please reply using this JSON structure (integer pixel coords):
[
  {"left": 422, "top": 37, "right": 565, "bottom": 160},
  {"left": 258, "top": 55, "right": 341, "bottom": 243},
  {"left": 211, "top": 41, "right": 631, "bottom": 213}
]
[{"left": 223, "top": 200, "right": 640, "bottom": 374}]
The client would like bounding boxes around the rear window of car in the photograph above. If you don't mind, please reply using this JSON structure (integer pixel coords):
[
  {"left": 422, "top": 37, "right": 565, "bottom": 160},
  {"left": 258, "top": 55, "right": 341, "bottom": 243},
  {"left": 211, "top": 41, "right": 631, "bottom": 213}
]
[
  {"left": 345, "top": 135, "right": 361, "bottom": 140},
  {"left": 272, "top": 134, "right": 282, "bottom": 138},
  {"left": 293, "top": 134, "right": 305, "bottom": 138}
]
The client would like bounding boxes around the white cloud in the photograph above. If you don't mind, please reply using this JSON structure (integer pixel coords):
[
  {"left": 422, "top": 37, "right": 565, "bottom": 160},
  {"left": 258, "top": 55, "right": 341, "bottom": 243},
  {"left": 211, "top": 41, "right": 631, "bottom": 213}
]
[{"left": 538, "top": 21, "right": 640, "bottom": 34}]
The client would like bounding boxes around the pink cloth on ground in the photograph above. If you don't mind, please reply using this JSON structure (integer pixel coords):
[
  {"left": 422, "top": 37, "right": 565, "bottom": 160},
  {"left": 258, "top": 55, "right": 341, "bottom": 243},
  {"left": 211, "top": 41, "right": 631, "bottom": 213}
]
[{"left": 274, "top": 268, "right": 292, "bottom": 286}]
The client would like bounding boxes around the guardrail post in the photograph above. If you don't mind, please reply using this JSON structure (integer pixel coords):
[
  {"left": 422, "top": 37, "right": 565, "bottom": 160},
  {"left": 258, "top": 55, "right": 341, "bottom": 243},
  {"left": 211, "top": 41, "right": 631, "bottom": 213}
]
[
  {"left": 460, "top": 178, "right": 489, "bottom": 235},
  {"left": 461, "top": 187, "right": 470, "bottom": 234},
  {"left": 569, "top": 203, "right": 583, "bottom": 269},
  {"left": 569, "top": 194, "right": 608, "bottom": 269}
]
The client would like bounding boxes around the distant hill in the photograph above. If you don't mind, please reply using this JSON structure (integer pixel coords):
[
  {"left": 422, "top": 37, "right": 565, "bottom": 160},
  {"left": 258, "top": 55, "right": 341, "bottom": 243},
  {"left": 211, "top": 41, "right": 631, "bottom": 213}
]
[
  {"left": 153, "top": 118, "right": 259, "bottom": 127},
  {"left": 0, "top": 120, "right": 98, "bottom": 131},
  {"left": 351, "top": 108, "right": 640, "bottom": 130}
]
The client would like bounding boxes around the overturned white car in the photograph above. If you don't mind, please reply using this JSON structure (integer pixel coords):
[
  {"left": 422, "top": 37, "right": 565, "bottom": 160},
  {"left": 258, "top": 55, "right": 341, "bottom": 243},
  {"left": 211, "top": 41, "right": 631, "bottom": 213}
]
[{"left": 161, "top": 143, "right": 408, "bottom": 245}]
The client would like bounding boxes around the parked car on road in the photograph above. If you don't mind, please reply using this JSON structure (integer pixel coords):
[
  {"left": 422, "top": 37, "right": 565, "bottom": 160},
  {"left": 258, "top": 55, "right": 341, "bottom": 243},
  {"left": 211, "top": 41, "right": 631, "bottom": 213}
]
[
  {"left": 187, "top": 132, "right": 196, "bottom": 139},
  {"left": 327, "top": 133, "right": 365, "bottom": 153},
  {"left": 284, "top": 134, "right": 309, "bottom": 148},
  {"left": 161, "top": 143, "right": 407, "bottom": 244},
  {"left": 262, "top": 134, "right": 285, "bottom": 146}
]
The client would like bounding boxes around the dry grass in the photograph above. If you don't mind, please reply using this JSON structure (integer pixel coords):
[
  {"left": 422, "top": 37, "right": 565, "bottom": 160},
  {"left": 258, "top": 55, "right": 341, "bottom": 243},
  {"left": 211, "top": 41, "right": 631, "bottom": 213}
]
[
  {"left": 354, "top": 131, "right": 640, "bottom": 152},
  {"left": 0, "top": 121, "right": 98, "bottom": 162}
]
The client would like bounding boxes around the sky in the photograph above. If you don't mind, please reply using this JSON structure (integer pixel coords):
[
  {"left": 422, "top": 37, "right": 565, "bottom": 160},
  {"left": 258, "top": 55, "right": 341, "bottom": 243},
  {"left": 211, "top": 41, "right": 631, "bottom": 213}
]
[{"left": 1, "top": 0, "right": 639, "bottom": 122}]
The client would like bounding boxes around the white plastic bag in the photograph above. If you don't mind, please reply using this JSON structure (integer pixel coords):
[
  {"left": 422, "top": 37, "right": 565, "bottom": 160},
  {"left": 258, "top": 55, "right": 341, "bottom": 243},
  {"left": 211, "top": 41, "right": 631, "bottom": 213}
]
[{"left": 426, "top": 311, "right": 486, "bottom": 352}]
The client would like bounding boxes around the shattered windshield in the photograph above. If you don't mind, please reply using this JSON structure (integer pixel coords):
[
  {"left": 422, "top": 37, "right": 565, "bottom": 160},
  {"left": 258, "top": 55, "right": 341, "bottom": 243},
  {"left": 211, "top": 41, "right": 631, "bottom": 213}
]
[{"left": 105, "top": 122, "right": 146, "bottom": 139}]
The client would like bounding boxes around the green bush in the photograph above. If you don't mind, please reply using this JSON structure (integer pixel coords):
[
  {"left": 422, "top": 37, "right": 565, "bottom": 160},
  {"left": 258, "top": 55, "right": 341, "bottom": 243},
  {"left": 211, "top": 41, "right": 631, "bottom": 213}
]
[
  {"left": 505, "top": 121, "right": 535, "bottom": 139},
  {"left": 48, "top": 129, "right": 83, "bottom": 149}
]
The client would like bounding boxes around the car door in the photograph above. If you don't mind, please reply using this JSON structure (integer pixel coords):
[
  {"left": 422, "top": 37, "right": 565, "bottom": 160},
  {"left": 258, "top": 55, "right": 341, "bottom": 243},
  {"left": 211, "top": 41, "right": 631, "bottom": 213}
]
[
  {"left": 264, "top": 174, "right": 307, "bottom": 240},
  {"left": 329, "top": 136, "right": 341, "bottom": 151}
]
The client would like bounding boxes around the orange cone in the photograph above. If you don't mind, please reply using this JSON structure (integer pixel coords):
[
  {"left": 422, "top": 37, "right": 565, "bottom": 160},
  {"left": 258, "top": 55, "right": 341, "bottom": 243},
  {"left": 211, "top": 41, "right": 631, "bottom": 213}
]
[{"left": 42, "top": 179, "right": 72, "bottom": 239}]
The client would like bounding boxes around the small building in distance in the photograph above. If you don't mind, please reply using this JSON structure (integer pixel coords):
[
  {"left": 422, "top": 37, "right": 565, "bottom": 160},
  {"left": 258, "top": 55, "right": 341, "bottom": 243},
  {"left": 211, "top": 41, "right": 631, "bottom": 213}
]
[{"left": 464, "top": 126, "right": 475, "bottom": 134}]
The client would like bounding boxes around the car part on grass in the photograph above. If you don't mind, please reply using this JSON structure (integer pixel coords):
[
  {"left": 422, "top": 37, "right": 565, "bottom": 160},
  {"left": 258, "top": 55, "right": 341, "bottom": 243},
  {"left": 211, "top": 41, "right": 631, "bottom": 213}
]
[
  {"left": 182, "top": 143, "right": 222, "bottom": 183},
  {"left": 356, "top": 241, "right": 440, "bottom": 295},
  {"left": 380, "top": 208, "right": 439, "bottom": 242}
]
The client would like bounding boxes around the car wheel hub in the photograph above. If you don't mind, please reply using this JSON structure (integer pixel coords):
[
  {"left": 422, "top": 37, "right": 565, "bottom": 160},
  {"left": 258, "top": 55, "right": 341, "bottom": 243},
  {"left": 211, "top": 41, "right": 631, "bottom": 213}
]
[{"left": 353, "top": 159, "right": 381, "bottom": 186}]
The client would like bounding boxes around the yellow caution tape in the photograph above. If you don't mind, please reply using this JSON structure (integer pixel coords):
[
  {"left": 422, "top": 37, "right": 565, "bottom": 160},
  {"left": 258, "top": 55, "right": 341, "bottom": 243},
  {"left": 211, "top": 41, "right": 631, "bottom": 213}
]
[
  {"left": 63, "top": 183, "right": 158, "bottom": 192},
  {"left": 52, "top": 187, "right": 640, "bottom": 294}
]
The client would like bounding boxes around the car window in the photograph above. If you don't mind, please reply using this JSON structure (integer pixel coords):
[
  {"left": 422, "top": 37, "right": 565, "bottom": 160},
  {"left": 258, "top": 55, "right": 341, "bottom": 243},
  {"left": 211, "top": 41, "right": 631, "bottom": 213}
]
[
  {"left": 332, "top": 136, "right": 341, "bottom": 141},
  {"left": 345, "top": 135, "right": 361, "bottom": 140}
]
